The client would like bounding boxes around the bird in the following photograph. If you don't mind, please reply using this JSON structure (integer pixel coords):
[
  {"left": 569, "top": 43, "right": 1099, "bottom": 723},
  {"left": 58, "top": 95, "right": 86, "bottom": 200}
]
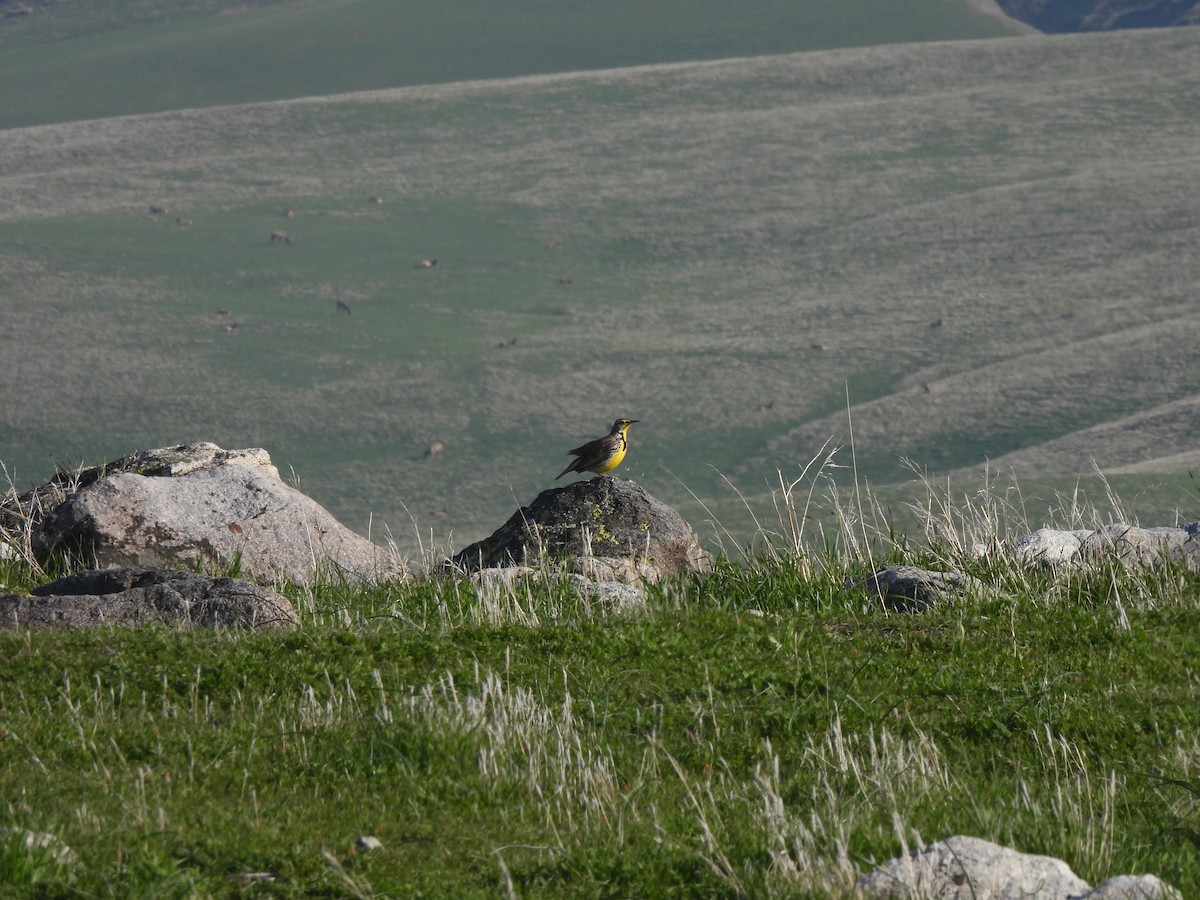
[{"left": 556, "top": 418, "right": 639, "bottom": 480}]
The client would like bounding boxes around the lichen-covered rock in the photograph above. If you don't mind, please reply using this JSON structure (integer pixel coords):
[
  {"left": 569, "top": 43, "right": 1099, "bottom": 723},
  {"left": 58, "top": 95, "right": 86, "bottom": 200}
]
[
  {"left": 7, "top": 442, "right": 403, "bottom": 586},
  {"left": 449, "top": 477, "right": 709, "bottom": 582},
  {"left": 0, "top": 568, "right": 298, "bottom": 631}
]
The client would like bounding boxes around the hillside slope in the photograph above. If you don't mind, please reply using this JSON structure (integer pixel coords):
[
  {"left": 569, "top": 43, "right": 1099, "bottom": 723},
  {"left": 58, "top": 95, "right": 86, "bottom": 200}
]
[
  {"left": 0, "top": 0, "right": 1028, "bottom": 129},
  {"left": 2, "top": 28, "right": 1199, "bottom": 552}
]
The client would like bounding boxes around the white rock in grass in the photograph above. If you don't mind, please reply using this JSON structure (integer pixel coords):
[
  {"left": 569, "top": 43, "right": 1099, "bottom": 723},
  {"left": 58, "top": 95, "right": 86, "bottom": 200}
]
[
  {"left": 856, "top": 835, "right": 1181, "bottom": 899},
  {"left": 857, "top": 835, "right": 1089, "bottom": 898},
  {"left": 569, "top": 574, "right": 645, "bottom": 611},
  {"left": 355, "top": 835, "right": 383, "bottom": 852},
  {"left": 0, "top": 827, "right": 78, "bottom": 865},
  {"left": 1013, "top": 523, "right": 1200, "bottom": 572}
]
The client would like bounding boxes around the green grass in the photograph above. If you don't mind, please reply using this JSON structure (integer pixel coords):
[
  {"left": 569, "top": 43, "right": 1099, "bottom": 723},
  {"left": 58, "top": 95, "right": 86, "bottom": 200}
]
[
  {"left": 0, "top": 0, "right": 1024, "bottom": 129},
  {"left": 2, "top": 536, "right": 1198, "bottom": 896}
]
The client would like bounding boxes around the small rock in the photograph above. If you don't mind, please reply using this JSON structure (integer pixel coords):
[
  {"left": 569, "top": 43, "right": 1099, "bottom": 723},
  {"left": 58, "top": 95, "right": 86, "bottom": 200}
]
[
  {"left": 355, "top": 836, "right": 383, "bottom": 852},
  {"left": 568, "top": 574, "right": 645, "bottom": 611},
  {"left": 846, "top": 565, "right": 983, "bottom": 612}
]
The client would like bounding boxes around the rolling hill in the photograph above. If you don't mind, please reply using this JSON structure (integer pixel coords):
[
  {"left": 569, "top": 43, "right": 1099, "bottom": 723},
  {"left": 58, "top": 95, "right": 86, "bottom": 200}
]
[
  {"left": 3, "top": 11, "right": 1199, "bottom": 557},
  {"left": 0, "top": 0, "right": 1028, "bottom": 129}
]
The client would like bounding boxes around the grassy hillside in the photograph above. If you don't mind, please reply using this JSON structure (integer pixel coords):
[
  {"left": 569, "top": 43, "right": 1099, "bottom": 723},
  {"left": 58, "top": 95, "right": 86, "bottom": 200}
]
[
  {"left": 2, "top": 515, "right": 1199, "bottom": 895},
  {"left": 0, "top": 0, "right": 1027, "bottom": 129},
  {"left": 3, "top": 27, "right": 1200, "bottom": 557}
]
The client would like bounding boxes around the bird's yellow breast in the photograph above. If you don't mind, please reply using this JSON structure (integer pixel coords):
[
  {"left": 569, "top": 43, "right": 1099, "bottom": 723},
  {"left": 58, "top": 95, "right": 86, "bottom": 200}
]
[{"left": 594, "top": 443, "right": 627, "bottom": 474}]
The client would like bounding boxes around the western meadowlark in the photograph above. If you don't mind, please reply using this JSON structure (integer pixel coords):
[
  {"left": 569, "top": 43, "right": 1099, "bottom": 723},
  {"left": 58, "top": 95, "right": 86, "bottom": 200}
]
[{"left": 556, "top": 418, "right": 639, "bottom": 480}]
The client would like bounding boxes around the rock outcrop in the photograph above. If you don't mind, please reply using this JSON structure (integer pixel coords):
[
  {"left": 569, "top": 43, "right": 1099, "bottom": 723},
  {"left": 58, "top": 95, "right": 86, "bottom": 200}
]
[
  {"left": 0, "top": 568, "right": 298, "bottom": 631},
  {"left": 3, "top": 442, "right": 403, "bottom": 585},
  {"left": 857, "top": 835, "right": 1180, "bottom": 899},
  {"left": 449, "top": 477, "right": 709, "bottom": 583}
]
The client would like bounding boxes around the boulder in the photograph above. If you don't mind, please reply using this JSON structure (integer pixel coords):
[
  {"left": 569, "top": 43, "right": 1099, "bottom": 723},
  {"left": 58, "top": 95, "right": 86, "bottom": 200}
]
[
  {"left": 449, "top": 477, "right": 709, "bottom": 582},
  {"left": 846, "top": 565, "right": 984, "bottom": 612},
  {"left": 856, "top": 835, "right": 1180, "bottom": 899},
  {"left": 0, "top": 568, "right": 299, "bottom": 631},
  {"left": 6, "top": 442, "right": 403, "bottom": 585}
]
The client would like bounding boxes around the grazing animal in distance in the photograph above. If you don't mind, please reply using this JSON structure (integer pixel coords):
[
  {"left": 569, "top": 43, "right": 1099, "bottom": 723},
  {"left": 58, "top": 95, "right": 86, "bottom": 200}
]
[
  {"left": 424, "top": 442, "right": 445, "bottom": 459},
  {"left": 175, "top": 217, "right": 192, "bottom": 226},
  {"left": 368, "top": 195, "right": 383, "bottom": 205},
  {"left": 755, "top": 401, "right": 774, "bottom": 413},
  {"left": 810, "top": 342, "right": 827, "bottom": 352},
  {"left": 284, "top": 208, "right": 295, "bottom": 218},
  {"left": 336, "top": 299, "right": 352, "bottom": 315},
  {"left": 558, "top": 277, "right": 573, "bottom": 285},
  {"left": 556, "top": 418, "right": 638, "bottom": 480},
  {"left": 148, "top": 205, "right": 168, "bottom": 215},
  {"left": 270, "top": 230, "right": 291, "bottom": 244},
  {"left": 930, "top": 317, "right": 943, "bottom": 328},
  {"left": 415, "top": 259, "right": 437, "bottom": 268},
  {"left": 497, "top": 337, "right": 518, "bottom": 348}
]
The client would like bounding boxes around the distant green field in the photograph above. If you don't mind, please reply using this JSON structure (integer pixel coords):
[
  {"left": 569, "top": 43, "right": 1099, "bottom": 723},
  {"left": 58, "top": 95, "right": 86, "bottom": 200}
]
[
  {"left": 3, "top": 27, "right": 1200, "bottom": 558},
  {"left": 0, "top": 0, "right": 1024, "bottom": 129}
]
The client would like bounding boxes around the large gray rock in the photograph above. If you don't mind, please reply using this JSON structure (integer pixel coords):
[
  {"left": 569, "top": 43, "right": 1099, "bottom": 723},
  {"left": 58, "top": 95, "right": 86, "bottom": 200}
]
[
  {"left": 449, "top": 477, "right": 709, "bottom": 582},
  {"left": 1014, "top": 523, "right": 1200, "bottom": 571},
  {"left": 856, "top": 835, "right": 1180, "bottom": 899},
  {"left": 0, "top": 568, "right": 298, "bottom": 631},
  {"left": 8, "top": 442, "right": 403, "bottom": 585}
]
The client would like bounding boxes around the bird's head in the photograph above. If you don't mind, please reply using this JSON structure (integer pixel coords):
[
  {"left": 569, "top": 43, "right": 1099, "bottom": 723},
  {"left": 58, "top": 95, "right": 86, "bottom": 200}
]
[{"left": 612, "top": 418, "right": 639, "bottom": 433}]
